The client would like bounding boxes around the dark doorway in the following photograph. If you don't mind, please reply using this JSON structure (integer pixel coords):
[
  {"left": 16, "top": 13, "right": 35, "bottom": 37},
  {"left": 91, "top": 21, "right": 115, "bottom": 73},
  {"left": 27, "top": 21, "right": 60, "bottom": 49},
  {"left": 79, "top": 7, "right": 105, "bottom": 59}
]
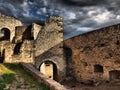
[
  {"left": 13, "top": 42, "right": 23, "bottom": 54},
  {"left": 109, "top": 70, "right": 120, "bottom": 80},
  {"left": 64, "top": 47, "right": 73, "bottom": 77},
  {"left": 94, "top": 64, "right": 103, "bottom": 73},
  {"left": 0, "top": 49, "right": 5, "bottom": 63},
  {"left": 1, "top": 28, "right": 10, "bottom": 40},
  {"left": 40, "top": 61, "right": 58, "bottom": 81}
]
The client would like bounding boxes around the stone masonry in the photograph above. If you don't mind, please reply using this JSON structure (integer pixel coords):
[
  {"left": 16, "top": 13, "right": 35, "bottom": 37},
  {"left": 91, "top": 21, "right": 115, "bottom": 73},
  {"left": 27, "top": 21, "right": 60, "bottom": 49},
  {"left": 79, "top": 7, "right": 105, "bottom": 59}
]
[
  {"left": 0, "top": 13, "right": 65, "bottom": 82},
  {"left": 64, "top": 24, "right": 120, "bottom": 82},
  {"left": 0, "top": 13, "right": 120, "bottom": 84}
]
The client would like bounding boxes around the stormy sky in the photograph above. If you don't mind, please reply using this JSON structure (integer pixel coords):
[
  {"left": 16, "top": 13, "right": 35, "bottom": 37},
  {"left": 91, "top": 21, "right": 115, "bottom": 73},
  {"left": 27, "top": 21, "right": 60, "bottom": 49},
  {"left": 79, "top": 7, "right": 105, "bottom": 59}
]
[{"left": 0, "top": 0, "right": 120, "bottom": 39}]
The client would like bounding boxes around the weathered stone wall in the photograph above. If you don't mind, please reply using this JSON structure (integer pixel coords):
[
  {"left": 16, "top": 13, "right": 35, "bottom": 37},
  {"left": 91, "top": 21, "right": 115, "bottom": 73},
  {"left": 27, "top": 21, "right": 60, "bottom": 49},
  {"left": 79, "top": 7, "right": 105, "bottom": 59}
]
[
  {"left": 0, "top": 14, "right": 63, "bottom": 67},
  {"left": 35, "top": 16, "right": 63, "bottom": 57},
  {"left": 64, "top": 24, "right": 120, "bottom": 82},
  {"left": 32, "top": 23, "right": 42, "bottom": 40},
  {"left": 14, "top": 23, "right": 41, "bottom": 43},
  {"left": 0, "top": 40, "right": 34, "bottom": 63},
  {"left": 35, "top": 43, "right": 66, "bottom": 82},
  {"left": 0, "top": 41, "right": 11, "bottom": 63},
  {"left": 0, "top": 14, "right": 64, "bottom": 74},
  {"left": 4, "top": 42, "right": 14, "bottom": 62},
  {"left": 15, "top": 26, "right": 29, "bottom": 43},
  {"left": 34, "top": 16, "right": 65, "bottom": 82},
  {"left": 20, "top": 40, "right": 34, "bottom": 63},
  {"left": 0, "top": 14, "right": 22, "bottom": 41}
]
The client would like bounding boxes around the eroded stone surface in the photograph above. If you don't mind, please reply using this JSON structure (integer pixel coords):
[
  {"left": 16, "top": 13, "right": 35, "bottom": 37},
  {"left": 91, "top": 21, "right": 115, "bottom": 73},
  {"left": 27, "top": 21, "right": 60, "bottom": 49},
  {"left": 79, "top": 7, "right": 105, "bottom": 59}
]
[
  {"left": 0, "top": 14, "right": 65, "bottom": 82},
  {"left": 64, "top": 24, "right": 120, "bottom": 82}
]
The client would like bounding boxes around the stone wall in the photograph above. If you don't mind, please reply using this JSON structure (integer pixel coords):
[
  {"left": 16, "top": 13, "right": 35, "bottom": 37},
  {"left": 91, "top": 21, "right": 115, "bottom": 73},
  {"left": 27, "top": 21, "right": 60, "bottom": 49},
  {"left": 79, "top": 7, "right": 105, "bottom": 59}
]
[
  {"left": 64, "top": 24, "right": 120, "bottom": 82},
  {"left": 34, "top": 16, "right": 65, "bottom": 81},
  {"left": 0, "top": 13, "right": 22, "bottom": 41},
  {"left": 35, "top": 16, "right": 63, "bottom": 57},
  {"left": 20, "top": 40, "right": 34, "bottom": 63},
  {"left": 4, "top": 42, "right": 14, "bottom": 63},
  {"left": 21, "top": 63, "right": 67, "bottom": 90},
  {"left": 0, "top": 14, "right": 63, "bottom": 67},
  {"left": 15, "top": 23, "right": 41, "bottom": 43},
  {"left": 32, "top": 23, "right": 42, "bottom": 40},
  {"left": 0, "top": 40, "right": 34, "bottom": 63},
  {"left": 15, "top": 25, "right": 30, "bottom": 43},
  {"left": 35, "top": 43, "right": 66, "bottom": 82}
]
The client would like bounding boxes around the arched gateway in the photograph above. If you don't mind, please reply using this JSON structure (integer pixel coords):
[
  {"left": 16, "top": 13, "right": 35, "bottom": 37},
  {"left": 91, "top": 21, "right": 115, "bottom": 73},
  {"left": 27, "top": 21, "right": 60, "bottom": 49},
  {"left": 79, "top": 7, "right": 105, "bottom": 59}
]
[
  {"left": 1, "top": 28, "right": 10, "bottom": 40},
  {"left": 39, "top": 60, "right": 58, "bottom": 81}
]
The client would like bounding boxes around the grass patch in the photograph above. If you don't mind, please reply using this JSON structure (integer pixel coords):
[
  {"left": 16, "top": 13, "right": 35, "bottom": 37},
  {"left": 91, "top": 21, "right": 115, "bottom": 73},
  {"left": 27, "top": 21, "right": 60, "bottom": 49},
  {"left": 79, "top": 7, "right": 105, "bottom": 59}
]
[
  {"left": 0, "top": 64, "right": 13, "bottom": 74},
  {"left": 0, "top": 83, "right": 6, "bottom": 90},
  {"left": 0, "top": 64, "right": 15, "bottom": 90},
  {"left": 40, "top": 83, "right": 50, "bottom": 90},
  {"left": 1, "top": 73, "right": 15, "bottom": 83},
  {"left": 0, "top": 73, "right": 15, "bottom": 90},
  {"left": 0, "top": 63, "right": 50, "bottom": 90},
  {"left": 4, "top": 63, "right": 40, "bottom": 86}
]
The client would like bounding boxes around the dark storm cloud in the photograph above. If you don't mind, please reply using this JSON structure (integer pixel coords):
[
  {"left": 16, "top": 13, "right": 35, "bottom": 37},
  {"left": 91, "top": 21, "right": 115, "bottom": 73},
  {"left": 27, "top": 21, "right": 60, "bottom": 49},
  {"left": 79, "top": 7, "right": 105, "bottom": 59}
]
[
  {"left": 0, "top": 0, "right": 120, "bottom": 39},
  {"left": 8, "top": 0, "right": 24, "bottom": 4},
  {"left": 63, "top": 0, "right": 107, "bottom": 6},
  {"left": 0, "top": 2, "right": 16, "bottom": 16},
  {"left": 57, "top": 0, "right": 120, "bottom": 39},
  {"left": 0, "top": 0, "right": 54, "bottom": 24}
]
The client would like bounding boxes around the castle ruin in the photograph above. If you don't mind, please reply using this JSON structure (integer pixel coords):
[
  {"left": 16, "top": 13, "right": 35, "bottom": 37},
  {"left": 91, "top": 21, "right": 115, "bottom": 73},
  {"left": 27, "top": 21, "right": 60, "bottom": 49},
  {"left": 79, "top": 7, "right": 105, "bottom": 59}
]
[{"left": 0, "top": 13, "right": 120, "bottom": 84}]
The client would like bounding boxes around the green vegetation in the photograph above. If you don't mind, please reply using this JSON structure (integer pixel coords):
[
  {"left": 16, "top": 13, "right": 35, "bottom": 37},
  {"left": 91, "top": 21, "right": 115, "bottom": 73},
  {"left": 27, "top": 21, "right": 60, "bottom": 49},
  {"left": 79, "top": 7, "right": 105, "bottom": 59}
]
[
  {"left": 0, "top": 64, "right": 50, "bottom": 90},
  {"left": 0, "top": 74, "right": 15, "bottom": 90},
  {"left": 0, "top": 64, "right": 14, "bottom": 90},
  {"left": 1, "top": 73, "right": 15, "bottom": 83},
  {"left": 40, "top": 83, "right": 51, "bottom": 90}
]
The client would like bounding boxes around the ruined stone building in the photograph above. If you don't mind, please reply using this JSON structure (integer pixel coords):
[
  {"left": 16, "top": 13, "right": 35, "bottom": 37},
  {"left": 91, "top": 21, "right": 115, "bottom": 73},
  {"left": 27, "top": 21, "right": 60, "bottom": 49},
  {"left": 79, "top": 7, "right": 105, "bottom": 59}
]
[{"left": 0, "top": 13, "right": 120, "bottom": 83}]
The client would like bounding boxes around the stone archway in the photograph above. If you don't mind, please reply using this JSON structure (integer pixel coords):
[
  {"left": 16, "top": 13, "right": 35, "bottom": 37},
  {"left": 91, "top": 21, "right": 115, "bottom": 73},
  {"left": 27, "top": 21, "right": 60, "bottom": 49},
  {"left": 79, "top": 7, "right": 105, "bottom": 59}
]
[
  {"left": 1, "top": 28, "right": 10, "bottom": 40},
  {"left": 109, "top": 70, "right": 120, "bottom": 80},
  {"left": 39, "top": 60, "right": 58, "bottom": 81}
]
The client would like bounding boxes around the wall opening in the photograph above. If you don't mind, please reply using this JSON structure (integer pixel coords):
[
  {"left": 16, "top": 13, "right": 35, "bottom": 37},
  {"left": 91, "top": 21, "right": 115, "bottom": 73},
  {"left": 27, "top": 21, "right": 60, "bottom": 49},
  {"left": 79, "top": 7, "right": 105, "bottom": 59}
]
[
  {"left": 64, "top": 46, "right": 73, "bottom": 77},
  {"left": 22, "top": 25, "right": 34, "bottom": 40},
  {"left": 40, "top": 61, "right": 58, "bottom": 81},
  {"left": 13, "top": 42, "right": 23, "bottom": 55},
  {"left": 94, "top": 64, "right": 103, "bottom": 73},
  {"left": 0, "top": 28, "right": 10, "bottom": 40},
  {"left": 0, "top": 49, "right": 5, "bottom": 63},
  {"left": 116, "top": 40, "right": 120, "bottom": 45},
  {"left": 109, "top": 70, "right": 120, "bottom": 80}
]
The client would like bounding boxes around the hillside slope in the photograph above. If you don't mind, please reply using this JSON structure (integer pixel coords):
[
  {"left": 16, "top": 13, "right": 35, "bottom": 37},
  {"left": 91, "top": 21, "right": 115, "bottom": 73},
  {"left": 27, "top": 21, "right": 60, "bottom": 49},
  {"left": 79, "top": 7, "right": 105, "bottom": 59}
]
[{"left": 0, "top": 64, "right": 50, "bottom": 90}]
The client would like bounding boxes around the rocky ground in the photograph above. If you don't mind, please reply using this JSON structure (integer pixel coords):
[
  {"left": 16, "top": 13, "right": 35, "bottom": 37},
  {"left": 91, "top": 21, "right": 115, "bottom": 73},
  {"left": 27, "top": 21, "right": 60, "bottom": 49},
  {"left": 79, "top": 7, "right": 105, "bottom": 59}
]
[
  {"left": 63, "top": 79, "right": 120, "bottom": 90},
  {"left": 1, "top": 74, "right": 41, "bottom": 90}
]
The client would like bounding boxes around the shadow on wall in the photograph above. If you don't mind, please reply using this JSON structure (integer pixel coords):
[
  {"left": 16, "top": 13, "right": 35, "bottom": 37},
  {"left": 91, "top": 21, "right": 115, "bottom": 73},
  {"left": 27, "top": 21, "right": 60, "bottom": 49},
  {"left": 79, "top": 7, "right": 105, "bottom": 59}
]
[
  {"left": 13, "top": 42, "right": 23, "bottom": 55},
  {"left": 22, "top": 25, "right": 34, "bottom": 40},
  {"left": 0, "top": 49, "right": 5, "bottom": 63},
  {"left": 64, "top": 46, "right": 73, "bottom": 77}
]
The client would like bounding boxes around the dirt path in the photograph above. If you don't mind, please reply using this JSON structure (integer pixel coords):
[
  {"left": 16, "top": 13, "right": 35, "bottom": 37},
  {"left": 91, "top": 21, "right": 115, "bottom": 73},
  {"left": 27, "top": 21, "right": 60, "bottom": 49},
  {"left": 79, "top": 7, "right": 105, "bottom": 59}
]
[{"left": 64, "top": 80, "right": 120, "bottom": 90}]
